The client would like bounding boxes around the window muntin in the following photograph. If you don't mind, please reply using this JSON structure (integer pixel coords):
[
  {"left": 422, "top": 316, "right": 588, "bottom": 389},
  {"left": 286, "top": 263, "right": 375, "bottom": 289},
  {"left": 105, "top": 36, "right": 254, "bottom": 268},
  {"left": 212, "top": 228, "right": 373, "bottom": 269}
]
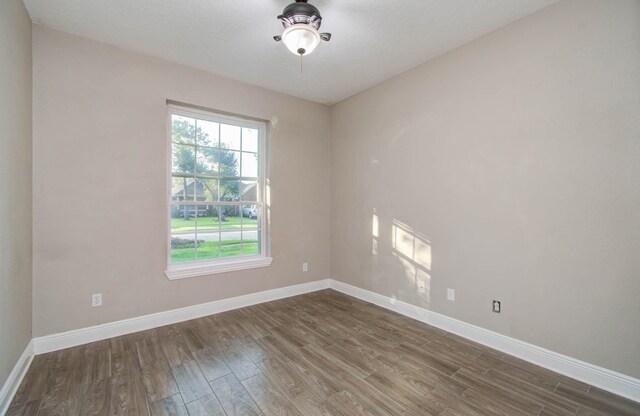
[{"left": 167, "top": 105, "right": 268, "bottom": 275}]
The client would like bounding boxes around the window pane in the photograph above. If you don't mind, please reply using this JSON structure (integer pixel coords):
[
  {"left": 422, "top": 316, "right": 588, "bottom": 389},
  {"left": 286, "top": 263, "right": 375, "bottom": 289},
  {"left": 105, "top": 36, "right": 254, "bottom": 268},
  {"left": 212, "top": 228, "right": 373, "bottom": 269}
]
[
  {"left": 197, "top": 120, "right": 219, "bottom": 148},
  {"left": 239, "top": 181, "right": 257, "bottom": 202},
  {"left": 220, "top": 124, "right": 241, "bottom": 150},
  {"left": 219, "top": 231, "right": 245, "bottom": 258},
  {"left": 171, "top": 177, "right": 190, "bottom": 202},
  {"left": 197, "top": 147, "right": 218, "bottom": 177},
  {"left": 197, "top": 179, "right": 219, "bottom": 202},
  {"left": 241, "top": 152, "right": 258, "bottom": 178},
  {"left": 220, "top": 179, "right": 241, "bottom": 201},
  {"left": 242, "top": 229, "right": 260, "bottom": 256},
  {"left": 194, "top": 206, "right": 219, "bottom": 231},
  {"left": 219, "top": 150, "right": 240, "bottom": 177},
  {"left": 171, "top": 211, "right": 197, "bottom": 232},
  {"left": 241, "top": 205, "right": 259, "bottom": 229},
  {"left": 195, "top": 231, "right": 220, "bottom": 260},
  {"left": 220, "top": 205, "right": 242, "bottom": 231},
  {"left": 172, "top": 115, "right": 196, "bottom": 144},
  {"left": 172, "top": 143, "right": 195, "bottom": 174},
  {"left": 242, "top": 128, "right": 258, "bottom": 153},
  {"left": 170, "top": 215, "right": 197, "bottom": 263},
  {"left": 173, "top": 205, "right": 199, "bottom": 222},
  {"left": 171, "top": 177, "right": 196, "bottom": 202}
]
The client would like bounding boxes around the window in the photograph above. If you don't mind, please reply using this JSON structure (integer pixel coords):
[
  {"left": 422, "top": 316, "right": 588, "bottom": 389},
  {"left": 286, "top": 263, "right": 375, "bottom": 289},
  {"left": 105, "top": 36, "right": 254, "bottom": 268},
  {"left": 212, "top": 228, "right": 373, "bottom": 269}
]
[{"left": 165, "top": 104, "right": 271, "bottom": 279}]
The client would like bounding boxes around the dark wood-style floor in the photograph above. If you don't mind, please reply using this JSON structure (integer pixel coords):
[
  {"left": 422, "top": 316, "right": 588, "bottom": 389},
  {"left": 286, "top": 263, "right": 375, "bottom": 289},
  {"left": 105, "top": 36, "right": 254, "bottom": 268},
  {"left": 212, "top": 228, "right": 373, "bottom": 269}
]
[{"left": 7, "top": 290, "right": 640, "bottom": 416}]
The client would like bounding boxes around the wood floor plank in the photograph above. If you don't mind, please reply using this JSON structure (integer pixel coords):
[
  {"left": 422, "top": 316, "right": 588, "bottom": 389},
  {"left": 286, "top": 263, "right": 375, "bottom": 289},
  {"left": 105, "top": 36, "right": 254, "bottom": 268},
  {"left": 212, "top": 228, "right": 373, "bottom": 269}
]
[
  {"left": 140, "top": 363, "right": 180, "bottom": 403},
  {"left": 210, "top": 373, "right": 263, "bottom": 416},
  {"left": 555, "top": 383, "right": 640, "bottom": 416},
  {"left": 503, "top": 354, "right": 591, "bottom": 392},
  {"left": 397, "top": 342, "right": 461, "bottom": 375},
  {"left": 242, "top": 374, "right": 303, "bottom": 416},
  {"left": 237, "top": 336, "right": 273, "bottom": 364},
  {"left": 537, "top": 404, "right": 578, "bottom": 416},
  {"left": 453, "top": 369, "right": 544, "bottom": 415},
  {"left": 393, "top": 355, "right": 469, "bottom": 396},
  {"left": 5, "top": 400, "right": 41, "bottom": 416},
  {"left": 150, "top": 394, "right": 188, "bottom": 416},
  {"left": 111, "top": 349, "right": 142, "bottom": 381},
  {"left": 110, "top": 373, "right": 150, "bottom": 415},
  {"left": 159, "top": 332, "right": 195, "bottom": 368},
  {"left": 280, "top": 350, "right": 343, "bottom": 399},
  {"left": 256, "top": 358, "right": 306, "bottom": 400},
  {"left": 325, "top": 390, "right": 383, "bottom": 416},
  {"left": 10, "top": 354, "right": 54, "bottom": 406},
  {"left": 288, "top": 390, "right": 337, "bottom": 416},
  {"left": 364, "top": 369, "right": 442, "bottom": 415},
  {"left": 484, "top": 367, "right": 580, "bottom": 414},
  {"left": 220, "top": 347, "right": 262, "bottom": 381},
  {"left": 185, "top": 393, "right": 227, "bottom": 416},
  {"left": 81, "top": 348, "right": 113, "bottom": 385},
  {"left": 587, "top": 386, "right": 640, "bottom": 414},
  {"left": 332, "top": 372, "right": 407, "bottom": 416},
  {"left": 427, "top": 388, "right": 489, "bottom": 416},
  {"left": 171, "top": 360, "right": 212, "bottom": 404},
  {"left": 38, "top": 347, "right": 85, "bottom": 414},
  {"left": 194, "top": 346, "right": 233, "bottom": 381},
  {"left": 77, "top": 379, "right": 112, "bottom": 415}
]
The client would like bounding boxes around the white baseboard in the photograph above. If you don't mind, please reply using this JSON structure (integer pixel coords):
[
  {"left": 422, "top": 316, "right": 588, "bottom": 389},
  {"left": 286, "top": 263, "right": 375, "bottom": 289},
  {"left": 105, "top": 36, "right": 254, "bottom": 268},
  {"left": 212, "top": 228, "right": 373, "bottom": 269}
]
[
  {"left": 328, "top": 280, "right": 640, "bottom": 404},
  {"left": 0, "top": 341, "right": 34, "bottom": 416},
  {"left": 32, "top": 279, "right": 331, "bottom": 355}
]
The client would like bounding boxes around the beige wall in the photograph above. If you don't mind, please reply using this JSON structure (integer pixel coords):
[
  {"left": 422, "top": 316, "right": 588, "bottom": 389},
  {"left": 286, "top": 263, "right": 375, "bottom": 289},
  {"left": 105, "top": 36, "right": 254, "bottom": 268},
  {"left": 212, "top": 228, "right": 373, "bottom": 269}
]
[
  {"left": 32, "top": 26, "right": 331, "bottom": 337},
  {"left": 0, "top": 0, "right": 33, "bottom": 388},
  {"left": 331, "top": 0, "right": 640, "bottom": 378}
]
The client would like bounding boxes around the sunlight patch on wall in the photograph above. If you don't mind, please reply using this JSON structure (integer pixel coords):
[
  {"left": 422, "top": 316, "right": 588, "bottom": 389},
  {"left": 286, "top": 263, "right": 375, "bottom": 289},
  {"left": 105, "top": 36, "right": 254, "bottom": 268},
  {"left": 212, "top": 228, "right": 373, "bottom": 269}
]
[
  {"left": 391, "top": 219, "right": 432, "bottom": 306},
  {"left": 372, "top": 210, "right": 379, "bottom": 238},
  {"left": 392, "top": 220, "right": 432, "bottom": 271},
  {"left": 372, "top": 209, "right": 379, "bottom": 257}
]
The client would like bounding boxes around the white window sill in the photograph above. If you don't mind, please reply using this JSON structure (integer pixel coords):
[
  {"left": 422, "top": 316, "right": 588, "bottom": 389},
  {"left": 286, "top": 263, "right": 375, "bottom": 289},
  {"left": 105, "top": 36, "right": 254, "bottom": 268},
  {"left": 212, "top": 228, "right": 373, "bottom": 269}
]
[{"left": 165, "top": 256, "right": 273, "bottom": 280}]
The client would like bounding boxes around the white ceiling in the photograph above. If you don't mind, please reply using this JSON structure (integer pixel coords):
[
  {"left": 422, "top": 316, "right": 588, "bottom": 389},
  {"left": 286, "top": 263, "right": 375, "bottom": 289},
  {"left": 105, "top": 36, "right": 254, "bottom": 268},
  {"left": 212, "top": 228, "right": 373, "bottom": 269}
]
[{"left": 23, "top": 0, "right": 558, "bottom": 105}]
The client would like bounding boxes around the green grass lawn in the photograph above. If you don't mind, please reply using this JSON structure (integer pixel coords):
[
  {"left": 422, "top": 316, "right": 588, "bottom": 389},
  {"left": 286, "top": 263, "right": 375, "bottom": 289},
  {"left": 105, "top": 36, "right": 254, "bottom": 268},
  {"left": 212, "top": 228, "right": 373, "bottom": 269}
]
[
  {"left": 171, "top": 216, "right": 257, "bottom": 231},
  {"left": 171, "top": 240, "right": 258, "bottom": 263}
]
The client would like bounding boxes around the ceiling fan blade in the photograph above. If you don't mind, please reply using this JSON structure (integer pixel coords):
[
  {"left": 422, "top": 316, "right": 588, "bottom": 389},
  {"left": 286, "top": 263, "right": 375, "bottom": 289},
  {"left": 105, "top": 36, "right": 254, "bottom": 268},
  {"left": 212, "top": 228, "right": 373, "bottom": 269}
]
[
  {"left": 273, "top": 35, "right": 282, "bottom": 42},
  {"left": 320, "top": 33, "right": 332, "bottom": 42}
]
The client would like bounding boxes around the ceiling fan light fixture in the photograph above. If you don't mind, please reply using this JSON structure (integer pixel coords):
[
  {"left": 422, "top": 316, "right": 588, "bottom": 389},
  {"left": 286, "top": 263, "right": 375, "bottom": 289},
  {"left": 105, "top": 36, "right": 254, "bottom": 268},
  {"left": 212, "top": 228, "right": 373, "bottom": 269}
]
[
  {"left": 282, "top": 24, "right": 320, "bottom": 56},
  {"left": 273, "top": 0, "right": 331, "bottom": 56}
]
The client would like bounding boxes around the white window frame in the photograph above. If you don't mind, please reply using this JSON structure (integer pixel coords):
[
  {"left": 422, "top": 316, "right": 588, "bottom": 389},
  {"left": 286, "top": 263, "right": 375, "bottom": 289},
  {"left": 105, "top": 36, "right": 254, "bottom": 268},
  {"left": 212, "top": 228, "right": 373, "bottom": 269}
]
[{"left": 165, "top": 104, "right": 272, "bottom": 280}]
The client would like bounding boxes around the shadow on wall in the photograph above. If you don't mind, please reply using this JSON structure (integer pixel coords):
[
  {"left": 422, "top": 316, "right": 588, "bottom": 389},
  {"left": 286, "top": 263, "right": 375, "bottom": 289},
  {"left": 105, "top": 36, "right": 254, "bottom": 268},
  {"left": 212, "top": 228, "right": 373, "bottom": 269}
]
[{"left": 371, "top": 209, "right": 432, "bottom": 308}]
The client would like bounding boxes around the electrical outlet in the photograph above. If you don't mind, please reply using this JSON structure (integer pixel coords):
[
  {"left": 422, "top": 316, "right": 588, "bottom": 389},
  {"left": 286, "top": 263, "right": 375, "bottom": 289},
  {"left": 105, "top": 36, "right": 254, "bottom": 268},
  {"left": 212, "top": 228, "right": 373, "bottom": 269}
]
[
  {"left": 417, "top": 280, "right": 426, "bottom": 294},
  {"left": 492, "top": 300, "right": 501, "bottom": 313},
  {"left": 447, "top": 288, "right": 455, "bottom": 301},
  {"left": 302, "top": 262, "right": 308, "bottom": 272},
  {"left": 92, "top": 293, "right": 102, "bottom": 307}
]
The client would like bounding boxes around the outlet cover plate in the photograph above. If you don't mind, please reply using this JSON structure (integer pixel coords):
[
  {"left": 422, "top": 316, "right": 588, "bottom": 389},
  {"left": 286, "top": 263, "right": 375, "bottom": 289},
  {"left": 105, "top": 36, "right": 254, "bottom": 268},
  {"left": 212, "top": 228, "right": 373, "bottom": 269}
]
[
  {"left": 447, "top": 288, "right": 455, "bottom": 301},
  {"left": 92, "top": 293, "right": 102, "bottom": 307},
  {"left": 492, "top": 300, "right": 501, "bottom": 313}
]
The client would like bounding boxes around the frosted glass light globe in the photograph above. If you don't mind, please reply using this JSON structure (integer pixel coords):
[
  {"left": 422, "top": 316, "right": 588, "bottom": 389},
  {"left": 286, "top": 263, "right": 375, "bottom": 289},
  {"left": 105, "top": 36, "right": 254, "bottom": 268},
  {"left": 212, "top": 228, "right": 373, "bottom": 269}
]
[{"left": 282, "top": 24, "right": 320, "bottom": 56}]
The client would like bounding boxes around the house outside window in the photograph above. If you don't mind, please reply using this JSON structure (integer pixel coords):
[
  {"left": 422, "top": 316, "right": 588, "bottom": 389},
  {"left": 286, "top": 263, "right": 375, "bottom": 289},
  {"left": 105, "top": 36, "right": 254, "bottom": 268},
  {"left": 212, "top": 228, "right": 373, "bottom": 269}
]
[{"left": 165, "top": 104, "right": 271, "bottom": 279}]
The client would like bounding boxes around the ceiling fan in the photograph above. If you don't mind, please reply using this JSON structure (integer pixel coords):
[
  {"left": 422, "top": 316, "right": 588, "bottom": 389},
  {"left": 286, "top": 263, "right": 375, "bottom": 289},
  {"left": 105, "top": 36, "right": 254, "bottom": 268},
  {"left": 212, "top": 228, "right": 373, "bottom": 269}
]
[{"left": 273, "top": 0, "right": 332, "bottom": 56}]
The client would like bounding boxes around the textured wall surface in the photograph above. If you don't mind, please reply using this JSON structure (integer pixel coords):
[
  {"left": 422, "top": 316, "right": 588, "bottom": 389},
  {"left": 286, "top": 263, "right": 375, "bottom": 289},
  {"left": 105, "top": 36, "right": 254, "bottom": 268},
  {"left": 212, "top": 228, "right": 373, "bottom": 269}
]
[
  {"left": 0, "top": 0, "right": 33, "bottom": 389},
  {"left": 32, "top": 26, "right": 331, "bottom": 337},
  {"left": 331, "top": 0, "right": 640, "bottom": 378}
]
